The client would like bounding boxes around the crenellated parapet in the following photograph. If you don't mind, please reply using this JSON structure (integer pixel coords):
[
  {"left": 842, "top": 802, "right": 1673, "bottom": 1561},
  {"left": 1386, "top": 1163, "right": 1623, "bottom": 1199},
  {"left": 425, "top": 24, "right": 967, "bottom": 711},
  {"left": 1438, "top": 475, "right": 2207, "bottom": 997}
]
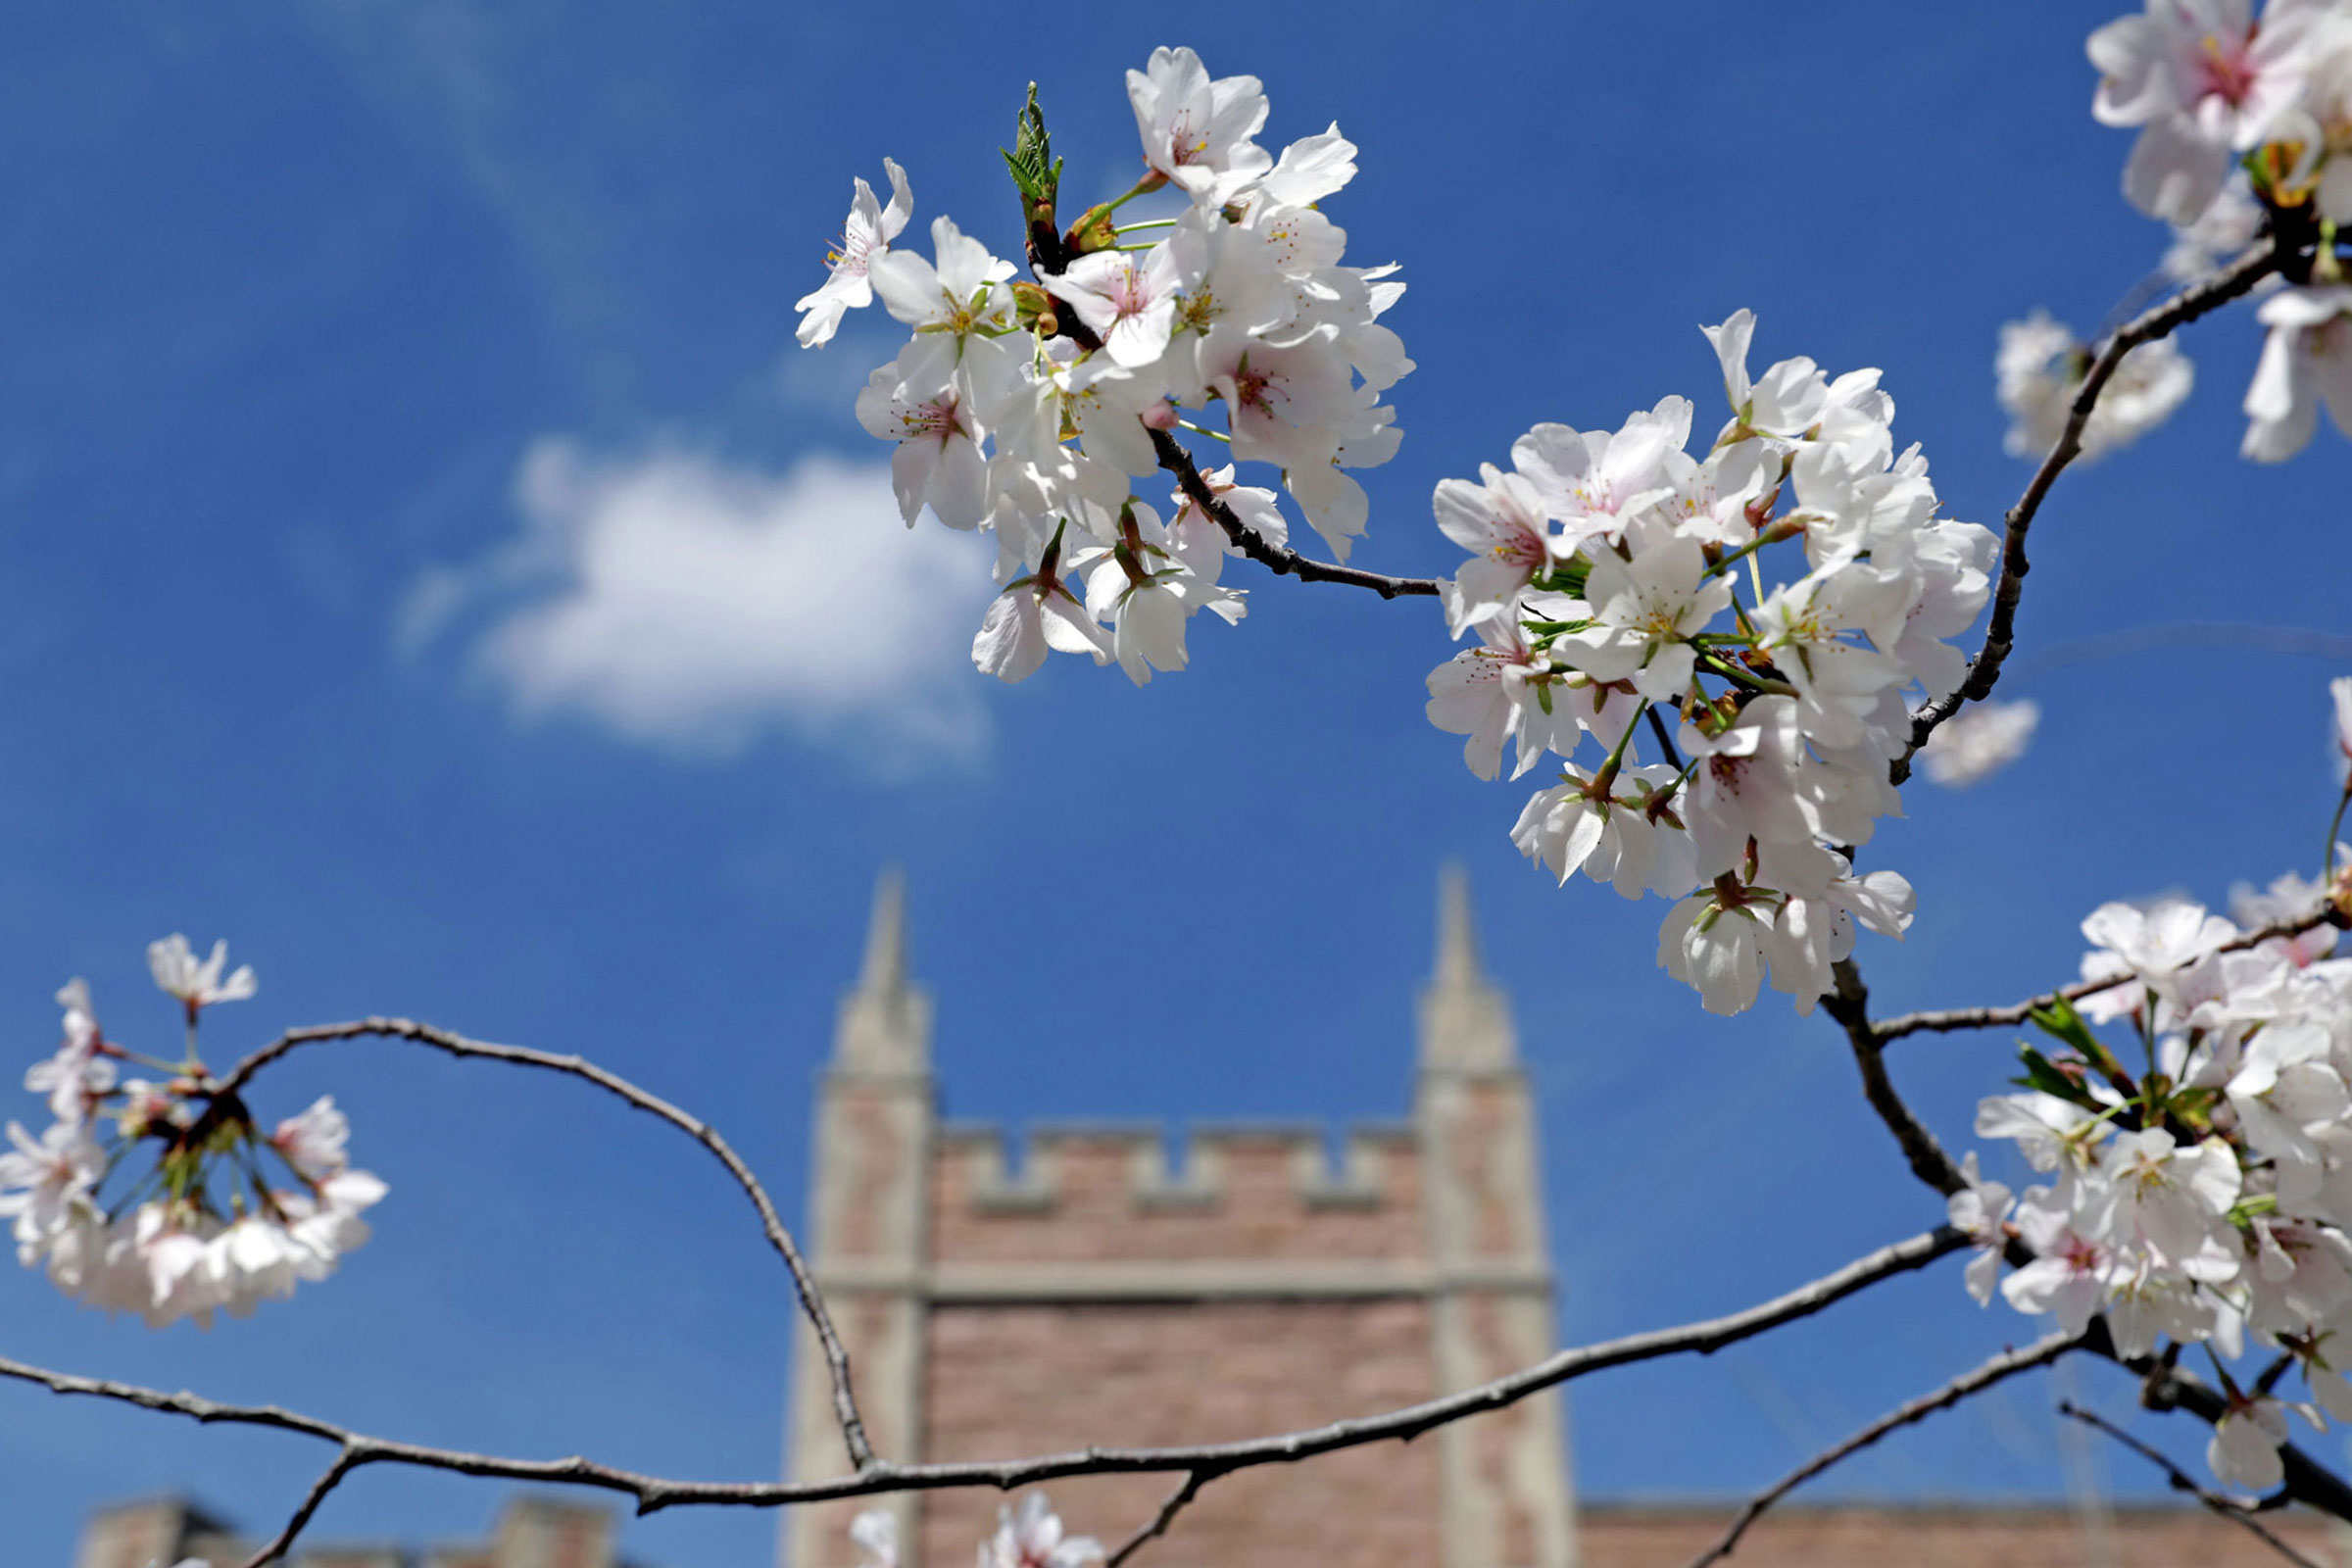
[
  {"left": 932, "top": 1120, "right": 1415, "bottom": 1217},
  {"left": 785, "top": 865, "right": 1574, "bottom": 1568}
]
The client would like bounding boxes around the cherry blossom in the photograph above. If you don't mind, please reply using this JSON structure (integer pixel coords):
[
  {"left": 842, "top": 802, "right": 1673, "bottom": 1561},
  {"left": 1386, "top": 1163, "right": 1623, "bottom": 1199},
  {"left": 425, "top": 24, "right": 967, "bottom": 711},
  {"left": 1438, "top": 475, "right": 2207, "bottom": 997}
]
[
  {"left": 1994, "top": 311, "right": 2193, "bottom": 462},
  {"left": 1125, "top": 46, "right": 1272, "bottom": 206},
  {"left": 2087, "top": 0, "right": 2332, "bottom": 223},
  {"left": 1047, "top": 246, "right": 1185, "bottom": 368},
  {"left": 147, "top": 935, "right": 258, "bottom": 1015},
  {"left": 849, "top": 1508, "right": 898, "bottom": 1568},
  {"left": 982, "top": 1494, "right": 1103, "bottom": 1568},
  {"left": 1919, "top": 698, "right": 2041, "bottom": 788},
  {"left": 2242, "top": 284, "right": 2352, "bottom": 461},
  {"left": 795, "top": 158, "right": 912, "bottom": 349},
  {"left": 7, "top": 947, "right": 385, "bottom": 1325}
]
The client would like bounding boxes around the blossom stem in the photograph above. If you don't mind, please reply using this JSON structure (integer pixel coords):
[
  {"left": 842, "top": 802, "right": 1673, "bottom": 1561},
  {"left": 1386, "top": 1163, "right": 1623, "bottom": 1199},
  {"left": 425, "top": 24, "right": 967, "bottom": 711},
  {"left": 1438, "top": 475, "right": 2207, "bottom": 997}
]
[
  {"left": 1173, "top": 419, "right": 1233, "bottom": 443},
  {"left": 1700, "top": 652, "right": 1796, "bottom": 698},
  {"left": 1702, "top": 523, "right": 1795, "bottom": 582},
  {"left": 1592, "top": 700, "right": 1650, "bottom": 796}
]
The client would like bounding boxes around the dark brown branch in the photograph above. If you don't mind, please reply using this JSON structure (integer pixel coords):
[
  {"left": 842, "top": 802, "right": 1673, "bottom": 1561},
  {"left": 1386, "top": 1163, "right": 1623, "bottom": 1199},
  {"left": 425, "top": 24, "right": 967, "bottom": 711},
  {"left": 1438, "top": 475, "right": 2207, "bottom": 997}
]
[
  {"left": 1821, "top": 958, "right": 1966, "bottom": 1195},
  {"left": 210, "top": 1018, "right": 876, "bottom": 1473},
  {"left": 1105, "top": 1471, "right": 1209, "bottom": 1568},
  {"left": 0, "top": 1226, "right": 1964, "bottom": 1522},
  {"left": 1014, "top": 156, "right": 1439, "bottom": 606},
  {"left": 1683, "top": 1332, "right": 2081, "bottom": 1568},
  {"left": 1874, "top": 906, "right": 2347, "bottom": 1045},
  {"left": 1894, "top": 238, "right": 2286, "bottom": 783},
  {"left": 239, "top": 1446, "right": 362, "bottom": 1567},
  {"left": 2058, "top": 1400, "right": 2324, "bottom": 1568},
  {"left": 1148, "top": 427, "right": 1445, "bottom": 600}
]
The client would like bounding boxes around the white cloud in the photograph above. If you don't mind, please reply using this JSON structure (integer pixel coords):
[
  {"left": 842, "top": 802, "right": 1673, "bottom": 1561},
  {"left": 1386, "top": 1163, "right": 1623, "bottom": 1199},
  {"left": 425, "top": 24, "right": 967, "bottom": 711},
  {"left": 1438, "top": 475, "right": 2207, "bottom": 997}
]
[{"left": 447, "top": 440, "right": 995, "bottom": 763}]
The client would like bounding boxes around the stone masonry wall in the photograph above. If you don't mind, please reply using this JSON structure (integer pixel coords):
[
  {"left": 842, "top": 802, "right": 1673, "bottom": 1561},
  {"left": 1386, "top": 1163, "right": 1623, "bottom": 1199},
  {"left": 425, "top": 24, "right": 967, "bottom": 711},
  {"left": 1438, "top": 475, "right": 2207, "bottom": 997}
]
[{"left": 919, "top": 1298, "right": 1446, "bottom": 1568}]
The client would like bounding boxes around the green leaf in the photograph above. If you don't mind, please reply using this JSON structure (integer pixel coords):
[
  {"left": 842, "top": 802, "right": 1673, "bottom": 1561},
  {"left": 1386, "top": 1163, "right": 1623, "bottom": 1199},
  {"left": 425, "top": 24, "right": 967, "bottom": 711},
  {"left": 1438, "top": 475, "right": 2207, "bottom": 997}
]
[
  {"left": 1000, "top": 81, "right": 1061, "bottom": 213},
  {"left": 2012, "top": 1044, "right": 2104, "bottom": 1111},
  {"left": 2027, "top": 996, "right": 2128, "bottom": 1083}
]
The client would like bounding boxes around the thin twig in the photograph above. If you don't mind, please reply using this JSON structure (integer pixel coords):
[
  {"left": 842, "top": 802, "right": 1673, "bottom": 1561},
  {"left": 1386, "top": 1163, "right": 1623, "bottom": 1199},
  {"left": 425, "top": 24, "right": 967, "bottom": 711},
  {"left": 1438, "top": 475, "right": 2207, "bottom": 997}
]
[
  {"left": 238, "top": 1446, "right": 362, "bottom": 1568},
  {"left": 1682, "top": 1332, "right": 2080, "bottom": 1567},
  {"left": 210, "top": 1018, "right": 875, "bottom": 1473},
  {"left": 1149, "top": 426, "right": 1445, "bottom": 601},
  {"left": 1105, "top": 1471, "right": 1210, "bottom": 1568},
  {"left": 1894, "top": 238, "right": 2286, "bottom": 782},
  {"left": 2058, "top": 1400, "right": 2323, "bottom": 1568},
  {"left": 0, "top": 1226, "right": 1964, "bottom": 1525},
  {"left": 1820, "top": 958, "right": 1966, "bottom": 1195},
  {"left": 1873, "top": 906, "right": 2347, "bottom": 1045}
]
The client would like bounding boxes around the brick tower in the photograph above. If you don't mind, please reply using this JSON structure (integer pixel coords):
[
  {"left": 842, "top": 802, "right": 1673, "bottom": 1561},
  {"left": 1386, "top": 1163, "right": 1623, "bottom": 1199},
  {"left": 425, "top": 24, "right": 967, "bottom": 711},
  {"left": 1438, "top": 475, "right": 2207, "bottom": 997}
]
[{"left": 781, "top": 867, "right": 1576, "bottom": 1568}]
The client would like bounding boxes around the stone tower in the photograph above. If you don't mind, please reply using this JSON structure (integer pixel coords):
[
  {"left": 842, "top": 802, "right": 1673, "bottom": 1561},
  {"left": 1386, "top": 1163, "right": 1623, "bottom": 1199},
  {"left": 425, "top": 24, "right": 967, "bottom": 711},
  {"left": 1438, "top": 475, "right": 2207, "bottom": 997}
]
[{"left": 781, "top": 866, "right": 1576, "bottom": 1568}]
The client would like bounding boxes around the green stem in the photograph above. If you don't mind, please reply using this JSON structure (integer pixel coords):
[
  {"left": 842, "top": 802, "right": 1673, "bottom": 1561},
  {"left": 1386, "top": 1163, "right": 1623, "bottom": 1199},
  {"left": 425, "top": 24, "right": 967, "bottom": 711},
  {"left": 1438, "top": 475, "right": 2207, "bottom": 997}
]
[
  {"left": 1175, "top": 419, "right": 1232, "bottom": 444},
  {"left": 1701, "top": 651, "right": 1796, "bottom": 698},
  {"left": 1591, "top": 699, "right": 1650, "bottom": 795},
  {"left": 1114, "top": 219, "right": 1178, "bottom": 233}
]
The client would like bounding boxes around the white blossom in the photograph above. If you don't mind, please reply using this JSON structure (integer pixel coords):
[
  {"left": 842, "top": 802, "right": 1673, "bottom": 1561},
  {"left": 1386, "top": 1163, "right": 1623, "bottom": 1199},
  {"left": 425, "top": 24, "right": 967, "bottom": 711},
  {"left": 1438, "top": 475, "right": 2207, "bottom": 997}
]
[
  {"left": 2087, "top": 0, "right": 2330, "bottom": 224},
  {"left": 982, "top": 1494, "right": 1102, "bottom": 1568},
  {"left": 147, "top": 936, "right": 258, "bottom": 1014},
  {"left": 2242, "top": 284, "right": 2352, "bottom": 462},
  {"left": 1126, "top": 47, "right": 1272, "bottom": 207},
  {"left": 1994, "top": 311, "right": 2192, "bottom": 462},
  {"left": 1919, "top": 699, "right": 2041, "bottom": 788},
  {"left": 796, "top": 159, "right": 913, "bottom": 349}
]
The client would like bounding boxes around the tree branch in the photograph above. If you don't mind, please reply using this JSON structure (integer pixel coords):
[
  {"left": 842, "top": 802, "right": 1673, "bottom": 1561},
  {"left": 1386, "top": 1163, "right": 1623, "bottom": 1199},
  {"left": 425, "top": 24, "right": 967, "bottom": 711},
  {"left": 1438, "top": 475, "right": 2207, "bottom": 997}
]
[
  {"left": 210, "top": 1018, "right": 876, "bottom": 1473},
  {"left": 0, "top": 1225, "right": 1964, "bottom": 1543},
  {"left": 1147, "top": 426, "right": 1445, "bottom": 600},
  {"left": 1682, "top": 1332, "right": 2081, "bottom": 1568},
  {"left": 1821, "top": 958, "right": 1966, "bottom": 1195},
  {"left": 1893, "top": 238, "right": 2286, "bottom": 783},
  {"left": 1817, "top": 960, "right": 2352, "bottom": 1530},
  {"left": 2057, "top": 1400, "right": 2324, "bottom": 1568},
  {"left": 1873, "top": 906, "right": 2348, "bottom": 1045},
  {"left": 1104, "top": 1471, "right": 1210, "bottom": 1568},
  {"left": 238, "top": 1446, "right": 362, "bottom": 1568}
]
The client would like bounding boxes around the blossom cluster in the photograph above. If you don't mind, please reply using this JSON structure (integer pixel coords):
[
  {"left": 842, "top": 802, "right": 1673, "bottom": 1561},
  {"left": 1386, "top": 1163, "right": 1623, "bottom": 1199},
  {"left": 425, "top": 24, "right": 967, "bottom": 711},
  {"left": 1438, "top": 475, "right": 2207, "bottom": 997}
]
[
  {"left": 852, "top": 1494, "right": 1101, "bottom": 1568},
  {"left": 1425, "top": 313, "right": 1991, "bottom": 1014},
  {"left": 796, "top": 48, "right": 1408, "bottom": 686},
  {"left": 2004, "top": 1, "right": 2352, "bottom": 465},
  {"left": 1964, "top": 855, "right": 2352, "bottom": 1492},
  {"left": 0, "top": 938, "right": 383, "bottom": 1329}
]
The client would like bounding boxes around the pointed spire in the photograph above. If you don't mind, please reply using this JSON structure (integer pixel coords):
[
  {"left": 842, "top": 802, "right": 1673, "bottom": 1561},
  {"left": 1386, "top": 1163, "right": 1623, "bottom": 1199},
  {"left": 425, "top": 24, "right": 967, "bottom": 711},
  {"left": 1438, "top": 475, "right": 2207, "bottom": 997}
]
[
  {"left": 1433, "top": 860, "right": 1484, "bottom": 992},
  {"left": 1417, "top": 862, "right": 1519, "bottom": 1074},
  {"left": 833, "top": 866, "right": 932, "bottom": 1076},
  {"left": 858, "top": 864, "right": 909, "bottom": 998}
]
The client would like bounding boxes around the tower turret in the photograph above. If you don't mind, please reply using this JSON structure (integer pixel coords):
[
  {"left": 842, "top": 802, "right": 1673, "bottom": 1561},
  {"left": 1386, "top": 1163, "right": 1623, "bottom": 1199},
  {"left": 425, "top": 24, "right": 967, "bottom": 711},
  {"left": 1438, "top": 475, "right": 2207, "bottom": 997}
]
[{"left": 783, "top": 868, "right": 936, "bottom": 1567}]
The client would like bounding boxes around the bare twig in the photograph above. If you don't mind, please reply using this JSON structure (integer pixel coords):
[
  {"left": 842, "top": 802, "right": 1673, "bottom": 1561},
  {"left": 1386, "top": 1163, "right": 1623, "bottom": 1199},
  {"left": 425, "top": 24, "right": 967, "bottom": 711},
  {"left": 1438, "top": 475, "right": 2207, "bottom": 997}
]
[
  {"left": 0, "top": 1224, "right": 1964, "bottom": 1550},
  {"left": 1894, "top": 238, "right": 2286, "bottom": 783},
  {"left": 211, "top": 1018, "right": 876, "bottom": 1473},
  {"left": 2058, "top": 1400, "right": 2323, "bottom": 1568},
  {"left": 1105, "top": 1471, "right": 1210, "bottom": 1568},
  {"left": 1684, "top": 1332, "right": 2081, "bottom": 1568},
  {"left": 1820, "top": 958, "right": 1966, "bottom": 1196},
  {"left": 238, "top": 1446, "right": 362, "bottom": 1568},
  {"left": 1873, "top": 906, "right": 2348, "bottom": 1045},
  {"left": 1148, "top": 426, "right": 1445, "bottom": 601}
]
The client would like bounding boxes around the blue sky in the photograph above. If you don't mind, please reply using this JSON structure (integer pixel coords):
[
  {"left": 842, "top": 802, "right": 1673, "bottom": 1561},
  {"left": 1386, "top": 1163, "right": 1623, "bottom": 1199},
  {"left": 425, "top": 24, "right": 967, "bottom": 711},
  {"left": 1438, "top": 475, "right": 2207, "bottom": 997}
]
[{"left": 2, "top": 1, "right": 2350, "bottom": 1563}]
